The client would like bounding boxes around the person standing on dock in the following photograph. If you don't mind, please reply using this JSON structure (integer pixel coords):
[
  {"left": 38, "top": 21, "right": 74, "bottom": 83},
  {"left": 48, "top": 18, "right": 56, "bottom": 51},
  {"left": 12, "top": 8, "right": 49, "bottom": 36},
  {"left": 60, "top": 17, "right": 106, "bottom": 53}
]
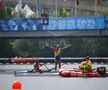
[{"left": 46, "top": 44, "right": 71, "bottom": 71}]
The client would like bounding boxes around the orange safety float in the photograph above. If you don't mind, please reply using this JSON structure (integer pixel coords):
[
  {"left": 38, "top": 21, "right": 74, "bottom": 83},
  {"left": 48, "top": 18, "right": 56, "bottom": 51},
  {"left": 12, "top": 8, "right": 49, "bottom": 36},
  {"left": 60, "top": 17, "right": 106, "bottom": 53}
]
[{"left": 12, "top": 80, "right": 22, "bottom": 90}]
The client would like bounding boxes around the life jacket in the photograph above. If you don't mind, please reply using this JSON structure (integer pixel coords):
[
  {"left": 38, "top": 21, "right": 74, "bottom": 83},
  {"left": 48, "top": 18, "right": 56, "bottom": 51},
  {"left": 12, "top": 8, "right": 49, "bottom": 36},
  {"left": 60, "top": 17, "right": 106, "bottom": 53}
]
[
  {"left": 87, "top": 60, "right": 92, "bottom": 69},
  {"left": 79, "top": 60, "right": 92, "bottom": 73}
]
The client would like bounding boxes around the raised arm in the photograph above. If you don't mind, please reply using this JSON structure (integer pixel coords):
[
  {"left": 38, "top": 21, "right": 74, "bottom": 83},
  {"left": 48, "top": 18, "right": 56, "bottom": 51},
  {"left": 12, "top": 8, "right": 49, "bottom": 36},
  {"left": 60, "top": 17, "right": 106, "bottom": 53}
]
[{"left": 60, "top": 44, "right": 71, "bottom": 50}]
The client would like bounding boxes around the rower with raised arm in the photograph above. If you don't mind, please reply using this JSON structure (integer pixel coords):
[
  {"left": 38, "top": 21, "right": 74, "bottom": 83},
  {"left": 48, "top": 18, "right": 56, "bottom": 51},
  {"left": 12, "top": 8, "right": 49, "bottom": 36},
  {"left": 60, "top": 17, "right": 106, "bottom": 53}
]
[{"left": 46, "top": 44, "right": 71, "bottom": 71}]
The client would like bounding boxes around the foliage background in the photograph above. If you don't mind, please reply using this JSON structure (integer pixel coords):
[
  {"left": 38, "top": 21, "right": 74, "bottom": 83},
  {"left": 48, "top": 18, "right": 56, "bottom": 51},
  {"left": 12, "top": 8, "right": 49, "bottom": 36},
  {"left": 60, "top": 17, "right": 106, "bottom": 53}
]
[{"left": 0, "top": 37, "right": 108, "bottom": 58}]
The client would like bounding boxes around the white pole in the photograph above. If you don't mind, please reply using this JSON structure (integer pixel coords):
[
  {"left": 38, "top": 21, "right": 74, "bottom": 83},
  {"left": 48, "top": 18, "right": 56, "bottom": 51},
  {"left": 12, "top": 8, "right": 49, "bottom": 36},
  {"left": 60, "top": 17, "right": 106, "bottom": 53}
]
[
  {"left": 17, "top": 0, "right": 22, "bottom": 17},
  {"left": 95, "top": 0, "right": 97, "bottom": 16},
  {"left": 55, "top": 0, "right": 58, "bottom": 18},
  {"left": 75, "top": 0, "right": 77, "bottom": 17},
  {"left": 36, "top": 0, "right": 40, "bottom": 17}
]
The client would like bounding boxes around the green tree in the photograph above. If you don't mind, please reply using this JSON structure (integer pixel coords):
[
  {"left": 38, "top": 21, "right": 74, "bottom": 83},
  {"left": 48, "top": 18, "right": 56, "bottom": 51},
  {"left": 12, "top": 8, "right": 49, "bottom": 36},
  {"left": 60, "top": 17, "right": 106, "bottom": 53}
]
[
  {"left": 0, "top": 39, "right": 13, "bottom": 57},
  {"left": 8, "top": 38, "right": 108, "bottom": 58},
  {"left": 97, "top": 11, "right": 108, "bottom": 16},
  {"left": 0, "top": 2, "right": 13, "bottom": 19},
  {"left": 58, "top": 8, "right": 70, "bottom": 17}
]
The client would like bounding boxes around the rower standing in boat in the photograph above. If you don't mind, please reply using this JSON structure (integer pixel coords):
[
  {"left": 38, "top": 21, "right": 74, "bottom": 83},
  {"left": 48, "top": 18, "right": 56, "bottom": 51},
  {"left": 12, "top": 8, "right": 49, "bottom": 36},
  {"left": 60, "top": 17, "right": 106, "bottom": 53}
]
[
  {"left": 46, "top": 44, "right": 71, "bottom": 71},
  {"left": 79, "top": 56, "right": 92, "bottom": 73}
]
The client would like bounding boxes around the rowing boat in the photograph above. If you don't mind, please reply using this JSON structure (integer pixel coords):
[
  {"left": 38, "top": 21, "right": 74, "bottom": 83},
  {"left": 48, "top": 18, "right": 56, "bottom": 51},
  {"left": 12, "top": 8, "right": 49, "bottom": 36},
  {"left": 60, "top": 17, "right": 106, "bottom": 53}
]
[{"left": 14, "top": 70, "right": 59, "bottom": 76}]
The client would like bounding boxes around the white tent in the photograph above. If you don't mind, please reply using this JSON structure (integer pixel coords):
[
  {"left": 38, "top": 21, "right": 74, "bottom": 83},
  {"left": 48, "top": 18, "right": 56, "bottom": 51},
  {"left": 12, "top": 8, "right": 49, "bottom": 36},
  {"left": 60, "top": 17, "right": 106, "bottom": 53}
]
[
  {"left": 14, "top": 4, "right": 23, "bottom": 13},
  {"left": 23, "top": 4, "right": 35, "bottom": 18}
]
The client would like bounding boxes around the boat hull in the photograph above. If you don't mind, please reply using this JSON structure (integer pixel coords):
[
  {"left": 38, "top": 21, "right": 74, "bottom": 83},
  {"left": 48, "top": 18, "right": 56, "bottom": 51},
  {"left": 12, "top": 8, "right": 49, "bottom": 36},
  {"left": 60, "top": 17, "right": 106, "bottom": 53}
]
[
  {"left": 59, "top": 68, "right": 108, "bottom": 77},
  {"left": 11, "top": 58, "right": 37, "bottom": 64}
]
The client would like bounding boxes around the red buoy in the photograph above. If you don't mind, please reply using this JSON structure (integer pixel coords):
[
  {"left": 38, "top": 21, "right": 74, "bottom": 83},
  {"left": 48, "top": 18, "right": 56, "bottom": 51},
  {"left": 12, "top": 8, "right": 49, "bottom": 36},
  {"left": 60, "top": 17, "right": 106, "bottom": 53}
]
[{"left": 12, "top": 80, "right": 22, "bottom": 90}]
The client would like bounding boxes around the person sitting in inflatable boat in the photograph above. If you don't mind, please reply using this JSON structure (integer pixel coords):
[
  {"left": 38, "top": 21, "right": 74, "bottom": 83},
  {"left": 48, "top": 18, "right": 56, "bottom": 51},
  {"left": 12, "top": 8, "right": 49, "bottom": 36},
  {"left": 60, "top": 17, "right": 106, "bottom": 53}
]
[{"left": 79, "top": 56, "right": 92, "bottom": 73}]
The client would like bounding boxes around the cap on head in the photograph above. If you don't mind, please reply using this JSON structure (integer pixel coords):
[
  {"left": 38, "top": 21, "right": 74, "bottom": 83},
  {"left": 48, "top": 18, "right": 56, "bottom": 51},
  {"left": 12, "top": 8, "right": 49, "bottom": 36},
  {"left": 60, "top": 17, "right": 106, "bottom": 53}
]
[
  {"left": 83, "top": 57, "right": 87, "bottom": 61},
  {"left": 86, "top": 56, "right": 89, "bottom": 59}
]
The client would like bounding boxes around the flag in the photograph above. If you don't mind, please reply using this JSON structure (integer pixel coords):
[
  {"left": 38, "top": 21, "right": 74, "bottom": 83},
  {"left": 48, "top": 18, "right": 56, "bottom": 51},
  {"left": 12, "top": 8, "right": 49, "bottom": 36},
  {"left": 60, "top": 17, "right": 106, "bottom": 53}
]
[
  {"left": 43, "top": 18, "right": 49, "bottom": 25},
  {"left": 35, "top": 0, "right": 40, "bottom": 12},
  {"left": 96, "top": 0, "right": 101, "bottom": 5},
  {"left": 76, "top": 0, "right": 79, "bottom": 5}
]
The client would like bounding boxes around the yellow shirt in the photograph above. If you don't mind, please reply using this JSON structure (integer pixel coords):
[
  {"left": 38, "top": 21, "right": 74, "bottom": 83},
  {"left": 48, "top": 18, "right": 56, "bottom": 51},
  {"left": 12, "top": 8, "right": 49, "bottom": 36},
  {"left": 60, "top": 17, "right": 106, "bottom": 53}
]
[{"left": 79, "top": 60, "right": 92, "bottom": 73}]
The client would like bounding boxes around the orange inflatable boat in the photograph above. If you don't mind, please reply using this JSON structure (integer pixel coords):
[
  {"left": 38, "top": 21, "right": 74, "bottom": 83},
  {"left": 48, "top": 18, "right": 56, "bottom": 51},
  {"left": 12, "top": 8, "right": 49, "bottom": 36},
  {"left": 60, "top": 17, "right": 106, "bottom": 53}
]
[{"left": 59, "top": 67, "right": 108, "bottom": 77}]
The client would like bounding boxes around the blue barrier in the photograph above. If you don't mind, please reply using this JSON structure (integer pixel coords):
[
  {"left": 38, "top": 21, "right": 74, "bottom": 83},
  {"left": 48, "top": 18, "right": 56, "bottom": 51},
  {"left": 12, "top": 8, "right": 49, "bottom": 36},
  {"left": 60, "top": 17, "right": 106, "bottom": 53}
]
[
  {"left": 104, "top": 16, "right": 108, "bottom": 29},
  {"left": 0, "top": 16, "right": 106, "bottom": 31}
]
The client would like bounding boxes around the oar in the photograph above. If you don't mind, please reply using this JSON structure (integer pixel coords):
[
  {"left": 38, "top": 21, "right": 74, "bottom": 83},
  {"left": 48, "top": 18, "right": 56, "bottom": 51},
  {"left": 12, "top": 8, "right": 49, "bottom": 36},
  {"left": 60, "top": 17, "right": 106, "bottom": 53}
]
[
  {"left": 42, "top": 63, "right": 51, "bottom": 71},
  {"left": 49, "top": 63, "right": 64, "bottom": 71}
]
